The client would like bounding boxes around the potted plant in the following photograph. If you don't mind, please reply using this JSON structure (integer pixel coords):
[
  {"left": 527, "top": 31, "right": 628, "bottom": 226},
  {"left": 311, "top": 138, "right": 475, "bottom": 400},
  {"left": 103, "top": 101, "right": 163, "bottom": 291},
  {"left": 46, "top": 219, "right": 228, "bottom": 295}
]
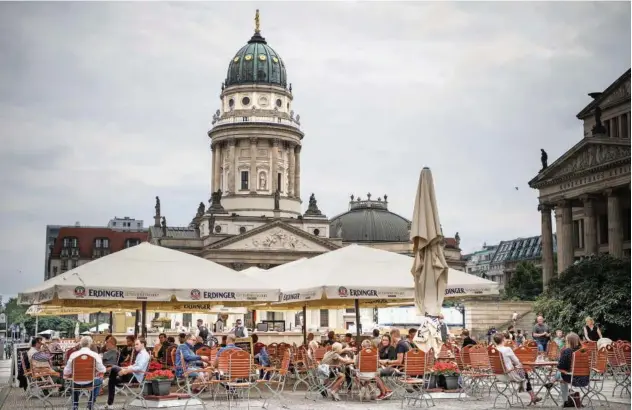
[
  {"left": 432, "top": 362, "right": 460, "bottom": 390},
  {"left": 146, "top": 369, "right": 174, "bottom": 396}
]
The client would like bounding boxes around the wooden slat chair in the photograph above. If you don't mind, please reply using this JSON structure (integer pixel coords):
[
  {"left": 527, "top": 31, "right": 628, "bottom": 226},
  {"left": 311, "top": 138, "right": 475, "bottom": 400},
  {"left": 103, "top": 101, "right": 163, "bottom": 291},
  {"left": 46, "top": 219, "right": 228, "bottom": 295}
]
[
  {"left": 438, "top": 344, "right": 454, "bottom": 362},
  {"left": 196, "top": 346, "right": 213, "bottom": 358},
  {"left": 584, "top": 347, "right": 609, "bottom": 406},
  {"left": 487, "top": 345, "right": 525, "bottom": 408},
  {"left": 557, "top": 348, "right": 592, "bottom": 409},
  {"left": 223, "top": 350, "right": 255, "bottom": 409},
  {"left": 605, "top": 344, "right": 629, "bottom": 398},
  {"left": 582, "top": 341, "right": 598, "bottom": 368},
  {"left": 612, "top": 343, "right": 630, "bottom": 398},
  {"left": 21, "top": 352, "right": 61, "bottom": 406},
  {"left": 291, "top": 346, "right": 310, "bottom": 391},
  {"left": 399, "top": 349, "right": 434, "bottom": 408},
  {"left": 302, "top": 350, "right": 329, "bottom": 400},
  {"left": 312, "top": 347, "right": 326, "bottom": 363},
  {"left": 524, "top": 340, "right": 537, "bottom": 349},
  {"left": 178, "top": 348, "right": 215, "bottom": 400},
  {"left": 512, "top": 346, "right": 537, "bottom": 373},
  {"left": 259, "top": 349, "right": 291, "bottom": 409},
  {"left": 546, "top": 340, "right": 560, "bottom": 361},
  {"left": 68, "top": 353, "right": 100, "bottom": 410},
  {"left": 504, "top": 340, "right": 516, "bottom": 348},
  {"left": 352, "top": 347, "right": 379, "bottom": 402},
  {"left": 459, "top": 345, "right": 493, "bottom": 401}
]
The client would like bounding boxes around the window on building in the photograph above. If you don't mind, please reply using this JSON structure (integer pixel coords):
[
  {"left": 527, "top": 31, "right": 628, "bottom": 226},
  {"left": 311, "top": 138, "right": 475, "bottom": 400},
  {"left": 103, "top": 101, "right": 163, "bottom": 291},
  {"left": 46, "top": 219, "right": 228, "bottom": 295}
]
[
  {"left": 103, "top": 238, "right": 109, "bottom": 248},
  {"left": 319, "top": 309, "right": 329, "bottom": 328},
  {"left": 572, "top": 219, "right": 584, "bottom": 249},
  {"left": 621, "top": 113, "right": 629, "bottom": 139},
  {"left": 611, "top": 117, "right": 619, "bottom": 138},
  {"left": 598, "top": 214, "right": 609, "bottom": 245},
  {"left": 345, "top": 308, "right": 356, "bottom": 314},
  {"left": 71, "top": 260, "right": 78, "bottom": 269},
  {"left": 113, "top": 222, "right": 116, "bottom": 226},
  {"left": 124, "top": 238, "right": 141, "bottom": 248},
  {"left": 240, "top": 171, "right": 249, "bottom": 190},
  {"left": 63, "top": 237, "right": 70, "bottom": 247},
  {"left": 277, "top": 173, "right": 282, "bottom": 192},
  {"left": 95, "top": 239, "right": 102, "bottom": 248},
  {"left": 268, "top": 312, "right": 283, "bottom": 321},
  {"left": 61, "top": 260, "right": 68, "bottom": 271}
]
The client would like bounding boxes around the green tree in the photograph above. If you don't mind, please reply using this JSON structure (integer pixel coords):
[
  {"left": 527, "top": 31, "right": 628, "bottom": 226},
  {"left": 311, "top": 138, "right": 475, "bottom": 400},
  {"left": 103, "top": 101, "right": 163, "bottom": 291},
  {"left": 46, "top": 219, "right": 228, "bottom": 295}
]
[
  {"left": 534, "top": 255, "right": 630, "bottom": 339},
  {"left": 4, "top": 297, "right": 28, "bottom": 326},
  {"left": 504, "top": 262, "right": 543, "bottom": 301}
]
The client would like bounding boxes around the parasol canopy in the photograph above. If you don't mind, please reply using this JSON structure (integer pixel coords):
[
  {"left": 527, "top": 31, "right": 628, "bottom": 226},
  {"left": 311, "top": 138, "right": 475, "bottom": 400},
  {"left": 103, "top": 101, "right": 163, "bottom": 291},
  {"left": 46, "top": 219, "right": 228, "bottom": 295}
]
[
  {"left": 410, "top": 167, "right": 449, "bottom": 316},
  {"left": 18, "top": 242, "right": 279, "bottom": 308}
]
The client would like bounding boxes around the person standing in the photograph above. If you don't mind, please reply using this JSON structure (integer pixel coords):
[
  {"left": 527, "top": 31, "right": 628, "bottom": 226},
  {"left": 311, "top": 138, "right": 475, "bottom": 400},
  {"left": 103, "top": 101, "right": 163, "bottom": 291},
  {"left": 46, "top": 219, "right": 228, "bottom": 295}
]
[
  {"left": 196, "top": 319, "right": 211, "bottom": 344},
  {"left": 583, "top": 317, "right": 602, "bottom": 341},
  {"left": 532, "top": 316, "right": 551, "bottom": 353},
  {"left": 230, "top": 319, "right": 248, "bottom": 338},
  {"left": 437, "top": 314, "right": 448, "bottom": 343}
]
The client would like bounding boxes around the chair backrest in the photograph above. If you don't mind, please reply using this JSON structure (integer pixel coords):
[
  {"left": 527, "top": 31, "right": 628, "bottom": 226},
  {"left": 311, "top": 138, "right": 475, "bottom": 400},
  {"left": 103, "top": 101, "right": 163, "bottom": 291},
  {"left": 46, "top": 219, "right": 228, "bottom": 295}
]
[
  {"left": 571, "top": 348, "right": 591, "bottom": 378},
  {"left": 524, "top": 340, "right": 537, "bottom": 348},
  {"left": 228, "top": 350, "right": 252, "bottom": 379},
  {"left": 594, "top": 347, "right": 608, "bottom": 373},
  {"left": 278, "top": 350, "right": 291, "bottom": 375},
  {"left": 217, "top": 348, "right": 232, "bottom": 373},
  {"left": 325, "top": 345, "right": 333, "bottom": 352},
  {"left": 487, "top": 345, "right": 505, "bottom": 375},
  {"left": 425, "top": 348, "right": 436, "bottom": 370},
  {"left": 605, "top": 344, "right": 623, "bottom": 367},
  {"left": 313, "top": 347, "right": 326, "bottom": 362},
  {"left": 404, "top": 349, "right": 426, "bottom": 377},
  {"left": 196, "top": 346, "right": 212, "bottom": 357},
  {"left": 505, "top": 340, "right": 515, "bottom": 348},
  {"left": 438, "top": 344, "right": 452, "bottom": 360},
  {"left": 72, "top": 353, "right": 97, "bottom": 384},
  {"left": 357, "top": 347, "right": 378, "bottom": 373},
  {"left": 469, "top": 344, "right": 490, "bottom": 370},
  {"left": 461, "top": 345, "right": 473, "bottom": 367},
  {"left": 619, "top": 343, "right": 631, "bottom": 368},
  {"left": 21, "top": 352, "right": 31, "bottom": 373},
  {"left": 513, "top": 345, "right": 537, "bottom": 365},
  {"left": 267, "top": 343, "right": 278, "bottom": 356},
  {"left": 546, "top": 340, "right": 560, "bottom": 361}
]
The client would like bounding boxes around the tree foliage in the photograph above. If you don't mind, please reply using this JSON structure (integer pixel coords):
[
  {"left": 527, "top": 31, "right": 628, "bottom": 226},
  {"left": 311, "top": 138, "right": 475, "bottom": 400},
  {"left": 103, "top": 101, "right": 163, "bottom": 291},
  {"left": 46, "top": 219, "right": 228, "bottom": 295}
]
[
  {"left": 504, "top": 262, "right": 543, "bottom": 301},
  {"left": 2, "top": 297, "right": 93, "bottom": 337},
  {"left": 533, "top": 255, "right": 630, "bottom": 339},
  {"left": 4, "top": 297, "right": 28, "bottom": 326}
]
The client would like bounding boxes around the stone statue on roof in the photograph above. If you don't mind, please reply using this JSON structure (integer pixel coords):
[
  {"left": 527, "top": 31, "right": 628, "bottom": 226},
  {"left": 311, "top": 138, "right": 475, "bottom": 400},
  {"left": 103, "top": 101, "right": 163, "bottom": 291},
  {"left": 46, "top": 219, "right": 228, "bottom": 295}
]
[
  {"left": 592, "top": 105, "right": 607, "bottom": 135},
  {"left": 540, "top": 149, "right": 548, "bottom": 171},
  {"left": 161, "top": 216, "right": 167, "bottom": 236},
  {"left": 274, "top": 189, "right": 280, "bottom": 210},
  {"left": 155, "top": 196, "right": 161, "bottom": 215},
  {"left": 304, "top": 193, "right": 323, "bottom": 217},
  {"left": 197, "top": 202, "right": 205, "bottom": 218}
]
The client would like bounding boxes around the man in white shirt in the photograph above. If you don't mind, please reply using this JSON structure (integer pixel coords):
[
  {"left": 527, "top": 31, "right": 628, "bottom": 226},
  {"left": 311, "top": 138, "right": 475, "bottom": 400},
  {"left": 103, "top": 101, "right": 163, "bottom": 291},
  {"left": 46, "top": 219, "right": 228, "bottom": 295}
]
[
  {"left": 105, "top": 338, "right": 150, "bottom": 408},
  {"left": 64, "top": 336, "right": 106, "bottom": 410},
  {"left": 493, "top": 333, "right": 541, "bottom": 405}
]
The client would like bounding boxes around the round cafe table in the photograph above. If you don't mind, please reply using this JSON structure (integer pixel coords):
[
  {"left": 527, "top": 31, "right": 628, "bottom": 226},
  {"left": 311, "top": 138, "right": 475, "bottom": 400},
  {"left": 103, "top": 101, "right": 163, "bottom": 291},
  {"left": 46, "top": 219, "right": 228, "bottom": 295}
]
[{"left": 522, "top": 361, "right": 559, "bottom": 405}]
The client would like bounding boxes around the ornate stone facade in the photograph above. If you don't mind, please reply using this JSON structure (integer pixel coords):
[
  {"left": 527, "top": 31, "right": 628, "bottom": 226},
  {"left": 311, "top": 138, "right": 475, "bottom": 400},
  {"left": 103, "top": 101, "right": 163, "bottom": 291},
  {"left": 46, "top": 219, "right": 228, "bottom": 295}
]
[{"left": 529, "top": 69, "right": 631, "bottom": 286}]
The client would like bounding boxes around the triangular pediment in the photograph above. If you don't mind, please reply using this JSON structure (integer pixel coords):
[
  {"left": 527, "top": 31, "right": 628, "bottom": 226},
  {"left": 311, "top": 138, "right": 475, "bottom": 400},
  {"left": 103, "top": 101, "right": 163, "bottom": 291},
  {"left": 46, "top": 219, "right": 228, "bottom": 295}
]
[
  {"left": 206, "top": 220, "right": 339, "bottom": 252},
  {"left": 529, "top": 139, "right": 631, "bottom": 188},
  {"left": 577, "top": 69, "right": 631, "bottom": 119}
]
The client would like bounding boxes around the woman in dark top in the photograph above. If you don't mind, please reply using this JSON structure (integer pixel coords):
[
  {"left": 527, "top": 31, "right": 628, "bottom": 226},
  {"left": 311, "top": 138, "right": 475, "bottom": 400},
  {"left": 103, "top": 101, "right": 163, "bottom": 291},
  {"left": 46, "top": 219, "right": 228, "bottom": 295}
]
[
  {"left": 556, "top": 332, "right": 589, "bottom": 406},
  {"left": 378, "top": 334, "right": 396, "bottom": 360},
  {"left": 583, "top": 317, "right": 602, "bottom": 341},
  {"left": 461, "top": 329, "right": 477, "bottom": 347}
]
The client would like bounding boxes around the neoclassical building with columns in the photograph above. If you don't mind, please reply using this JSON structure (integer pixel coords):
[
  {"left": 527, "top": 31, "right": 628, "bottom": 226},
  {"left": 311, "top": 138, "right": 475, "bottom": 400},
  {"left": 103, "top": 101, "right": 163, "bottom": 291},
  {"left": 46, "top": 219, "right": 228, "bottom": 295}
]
[{"left": 529, "top": 69, "right": 631, "bottom": 285}]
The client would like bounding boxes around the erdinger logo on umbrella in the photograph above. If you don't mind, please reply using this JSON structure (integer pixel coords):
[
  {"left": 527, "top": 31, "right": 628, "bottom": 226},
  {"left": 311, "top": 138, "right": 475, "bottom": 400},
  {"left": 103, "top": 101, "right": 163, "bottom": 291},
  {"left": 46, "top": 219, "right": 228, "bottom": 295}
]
[
  {"left": 338, "top": 287, "right": 348, "bottom": 297},
  {"left": 74, "top": 286, "right": 86, "bottom": 298},
  {"left": 190, "top": 289, "right": 201, "bottom": 300}
]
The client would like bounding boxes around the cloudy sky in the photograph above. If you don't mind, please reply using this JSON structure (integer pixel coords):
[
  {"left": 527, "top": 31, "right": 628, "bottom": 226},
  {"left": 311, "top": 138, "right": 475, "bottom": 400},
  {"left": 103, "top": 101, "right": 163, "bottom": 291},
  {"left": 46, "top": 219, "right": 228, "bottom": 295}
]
[{"left": 0, "top": 1, "right": 630, "bottom": 297}]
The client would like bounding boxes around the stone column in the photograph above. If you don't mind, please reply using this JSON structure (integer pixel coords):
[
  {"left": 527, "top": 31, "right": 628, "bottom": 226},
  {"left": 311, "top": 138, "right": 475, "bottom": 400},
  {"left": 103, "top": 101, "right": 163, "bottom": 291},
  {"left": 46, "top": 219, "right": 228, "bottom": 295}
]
[
  {"left": 294, "top": 145, "right": 301, "bottom": 199},
  {"left": 271, "top": 139, "right": 279, "bottom": 192},
  {"left": 212, "top": 143, "right": 221, "bottom": 192},
  {"left": 227, "top": 138, "right": 236, "bottom": 194},
  {"left": 559, "top": 200, "right": 574, "bottom": 272},
  {"left": 581, "top": 195, "right": 598, "bottom": 256},
  {"left": 554, "top": 207, "right": 563, "bottom": 274},
  {"left": 288, "top": 142, "right": 296, "bottom": 197},
  {"left": 539, "top": 203, "right": 555, "bottom": 287},
  {"left": 605, "top": 189, "right": 623, "bottom": 257},
  {"left": 249, "top": 137, "right": 257, "bottom": 193}
]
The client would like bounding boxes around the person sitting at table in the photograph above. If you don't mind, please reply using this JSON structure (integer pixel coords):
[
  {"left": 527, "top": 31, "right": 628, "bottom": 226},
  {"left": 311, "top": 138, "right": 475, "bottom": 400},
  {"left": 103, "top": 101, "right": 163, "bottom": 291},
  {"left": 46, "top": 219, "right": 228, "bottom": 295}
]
[
  {"left": 407, "top": 328, "right": 418, "bottom": 349},
  {"left": 153, "top": 333, "right": 167, "bottom": 360},
  {"left": 49, "top": 337, "right": 63, "bottom": 353},
  {"left": 461, "top": 329, "right": 477, "bottom": 347},
  {"left": 118, "top": 335, "right": 135, "bottom": 365},
  {"left": 321, "top": 342, "right": 355, "bottom": 401},
  {"left": 175, "top": 333, "right": 210, "bottom": 384},
  {"left": 105, "top": 339, "right": 150, "bottom": 409},
  {"left": 213, "top": 334, "right": 242, "bottom": 368},
  {"left": 343, "top": 333, "right": 357, "bottom": 349},
  {"left": 322, "top": 331, "right": 337, "bottom": 346},
  {"left": 102, "top": 337, "right": 119, "bottom": 367},
  {"left": 379, "top": 329, "right": 408, "bottom": 373},
  {"left": 356, "top": 339, "right": 393, "bottom": 400},
  {"left": 555, "top": 332, "right": 589, "bottom": 407},
  {"left": 64, "top": 336, "right": 105, "bottom": 410},
  {"left": 251, "top": 334, "right": 271, "bottom": 379},
  {"left": 219, "top": 335, "right": 228, "bottom": 348},
  {"left": 493, "top": 333, "right": 541, "bottom": 405}
]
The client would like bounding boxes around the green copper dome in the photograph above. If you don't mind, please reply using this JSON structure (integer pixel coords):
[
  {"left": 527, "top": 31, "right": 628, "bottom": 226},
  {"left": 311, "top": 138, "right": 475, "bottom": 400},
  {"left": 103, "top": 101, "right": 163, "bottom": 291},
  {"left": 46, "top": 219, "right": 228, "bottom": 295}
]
[{"left": 226, "top": 32, "right": 288, "bottom": 88}]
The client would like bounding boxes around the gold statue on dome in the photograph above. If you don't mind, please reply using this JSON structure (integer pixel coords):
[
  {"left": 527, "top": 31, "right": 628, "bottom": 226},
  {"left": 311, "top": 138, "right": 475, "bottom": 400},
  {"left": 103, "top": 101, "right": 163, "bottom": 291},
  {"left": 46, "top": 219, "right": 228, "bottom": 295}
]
[{"left": 255, "top": 9, "right": 260, "bottom": 33}]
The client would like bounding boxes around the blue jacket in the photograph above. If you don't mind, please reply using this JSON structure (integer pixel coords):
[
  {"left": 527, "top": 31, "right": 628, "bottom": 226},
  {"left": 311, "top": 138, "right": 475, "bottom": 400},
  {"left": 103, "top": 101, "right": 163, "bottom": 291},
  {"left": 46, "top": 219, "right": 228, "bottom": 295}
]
[{"left": 175, "top": 343, "right": 201, "bottom": 378}]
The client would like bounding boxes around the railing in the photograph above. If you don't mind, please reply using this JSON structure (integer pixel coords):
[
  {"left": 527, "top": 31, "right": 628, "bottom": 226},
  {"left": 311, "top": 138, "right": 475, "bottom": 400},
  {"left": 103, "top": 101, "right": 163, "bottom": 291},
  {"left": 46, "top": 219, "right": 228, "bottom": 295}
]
[{"left": 212, "top": 115, "right": 300, "bottom": 129}]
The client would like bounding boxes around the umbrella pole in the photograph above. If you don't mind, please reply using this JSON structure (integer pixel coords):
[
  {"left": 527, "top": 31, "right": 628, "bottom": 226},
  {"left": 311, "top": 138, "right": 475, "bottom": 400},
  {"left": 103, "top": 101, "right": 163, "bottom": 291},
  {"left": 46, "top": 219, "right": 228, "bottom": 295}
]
[
  {"left": 109, "top": 311, "right": 113, "bottom": 333},
  {"left": 95, "top": 312, "right": 100, "bottom": 334},
  {"left": 354, "top": 299, "right": 361, "bottom": 344},
  {"left": 302, "top": 305, "right": 307, "bottom": 346},
  {"left": 134, "top": 309, "right": 140, "bottom": 337},
  {"left": 35, "top": 315, "right": 39, "bottom": 335},
  {"left": 141, "top": 302, "right": 147, "bottom": 338}
]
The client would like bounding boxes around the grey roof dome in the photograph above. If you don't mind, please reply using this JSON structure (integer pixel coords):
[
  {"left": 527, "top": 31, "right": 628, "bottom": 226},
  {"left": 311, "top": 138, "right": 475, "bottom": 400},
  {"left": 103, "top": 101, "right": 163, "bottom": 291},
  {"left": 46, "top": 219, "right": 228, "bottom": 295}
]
[{"left": 330, "top": 195, "right": 411, "bottom": 242}]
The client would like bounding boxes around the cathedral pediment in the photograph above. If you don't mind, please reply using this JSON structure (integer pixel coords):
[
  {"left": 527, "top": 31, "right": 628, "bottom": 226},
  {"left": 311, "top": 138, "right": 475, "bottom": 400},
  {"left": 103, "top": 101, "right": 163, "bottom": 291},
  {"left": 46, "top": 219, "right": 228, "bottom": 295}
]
[
  {"left": 529, "top": 139, "right": 631, "bottom": 188},
  {"left": 206, "top": 220, "right": 339, "bottom": 252}
]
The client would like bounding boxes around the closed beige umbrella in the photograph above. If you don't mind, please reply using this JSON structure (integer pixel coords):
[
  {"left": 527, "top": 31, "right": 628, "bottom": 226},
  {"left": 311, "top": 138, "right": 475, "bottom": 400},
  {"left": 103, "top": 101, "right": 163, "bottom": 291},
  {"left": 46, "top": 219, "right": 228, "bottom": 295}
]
[{"left": 410, "top": 167, "right": 449, "bottom": 316}]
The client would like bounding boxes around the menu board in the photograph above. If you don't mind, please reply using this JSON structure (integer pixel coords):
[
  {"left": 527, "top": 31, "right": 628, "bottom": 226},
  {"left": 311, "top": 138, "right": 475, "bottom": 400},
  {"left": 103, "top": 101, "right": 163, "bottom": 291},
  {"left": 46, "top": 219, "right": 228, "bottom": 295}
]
[
  {"left": 235, "top": 337, "right": 253, "bottom": 355},
  {"left": 11, "top": 343, "right": 30, "bottom": 384}
]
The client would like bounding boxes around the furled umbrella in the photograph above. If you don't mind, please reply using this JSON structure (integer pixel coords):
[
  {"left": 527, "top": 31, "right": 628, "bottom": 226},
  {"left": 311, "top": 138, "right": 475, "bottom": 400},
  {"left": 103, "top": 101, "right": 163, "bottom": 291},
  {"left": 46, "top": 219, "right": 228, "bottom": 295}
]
[{"left": 410, "top": 167, "right": 449, "bottom": 316}]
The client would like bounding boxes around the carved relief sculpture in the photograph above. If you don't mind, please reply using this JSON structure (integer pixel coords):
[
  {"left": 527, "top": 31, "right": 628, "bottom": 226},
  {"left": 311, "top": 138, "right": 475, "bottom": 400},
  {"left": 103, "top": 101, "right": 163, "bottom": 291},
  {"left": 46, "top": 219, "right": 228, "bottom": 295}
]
[
  {"left": 248, "top": 228, "right": 311, "bottom": 250},
  {"left": 259, "top": 172, "right": 267, "bottom": 190}
]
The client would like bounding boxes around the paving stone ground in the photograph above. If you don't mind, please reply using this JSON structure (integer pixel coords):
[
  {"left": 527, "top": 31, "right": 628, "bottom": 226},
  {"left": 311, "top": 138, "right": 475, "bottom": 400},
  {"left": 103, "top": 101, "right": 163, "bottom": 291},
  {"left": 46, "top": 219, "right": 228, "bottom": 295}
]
[{"left": 0, "top": 360, "right": 628, "bottom": 410}]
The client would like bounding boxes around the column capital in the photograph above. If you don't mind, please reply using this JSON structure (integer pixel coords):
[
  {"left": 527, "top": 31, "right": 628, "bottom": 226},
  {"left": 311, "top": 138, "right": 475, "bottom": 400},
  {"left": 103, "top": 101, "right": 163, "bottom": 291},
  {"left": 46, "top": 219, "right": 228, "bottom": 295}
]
[
  {"left": 555, "top": 199, "right": 572, "bottom": 209},
  {"left": 228, "top": 138, "right": 236, "bottom": 146},
  {"left": 537, "top": 203, "right": 553, "bottom": 212},
  {"left": 579, "top": 194, "right": 598, "bottom": 205},
  {"left": 603, "top": 188, "right": 615, "bottom": 197},
  {"left": 294, "top": 145, "right": 302, "bottom": 154},
  {"left": 249, "top": 136, "right": 258, "bottom": 144},
  {"left": 271, "top": 138, "right": 280, "bottom": 147}
]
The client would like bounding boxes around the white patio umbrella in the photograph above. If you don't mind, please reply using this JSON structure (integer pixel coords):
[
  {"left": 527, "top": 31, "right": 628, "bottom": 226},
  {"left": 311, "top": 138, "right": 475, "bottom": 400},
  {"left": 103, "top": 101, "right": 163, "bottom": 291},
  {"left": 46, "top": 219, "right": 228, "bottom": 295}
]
[{"left": 410, "top": 167, "right": 449, "bottom": 316}]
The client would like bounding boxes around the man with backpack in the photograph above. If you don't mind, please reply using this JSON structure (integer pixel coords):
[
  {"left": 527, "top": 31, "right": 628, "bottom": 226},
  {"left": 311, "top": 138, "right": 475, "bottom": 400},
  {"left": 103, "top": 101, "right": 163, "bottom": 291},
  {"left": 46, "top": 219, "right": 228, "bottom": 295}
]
[{"left": 196, "top": 319, "right": 211, "bottom": 345}]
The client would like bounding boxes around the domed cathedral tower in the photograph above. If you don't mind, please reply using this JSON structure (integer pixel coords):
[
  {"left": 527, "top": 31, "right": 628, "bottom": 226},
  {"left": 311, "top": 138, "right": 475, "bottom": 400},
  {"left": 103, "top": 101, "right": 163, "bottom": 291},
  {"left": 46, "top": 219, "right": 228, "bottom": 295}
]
[{"left": 208, "top": 10, "right": 303, "bottom": 219}]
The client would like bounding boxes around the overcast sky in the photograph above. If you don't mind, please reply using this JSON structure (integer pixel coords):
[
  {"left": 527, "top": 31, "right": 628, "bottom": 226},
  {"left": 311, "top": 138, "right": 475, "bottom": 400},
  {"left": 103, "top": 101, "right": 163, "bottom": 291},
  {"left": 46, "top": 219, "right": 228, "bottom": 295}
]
[{"left": 0, "top": 2, "right": 630, "bottom": 297}]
